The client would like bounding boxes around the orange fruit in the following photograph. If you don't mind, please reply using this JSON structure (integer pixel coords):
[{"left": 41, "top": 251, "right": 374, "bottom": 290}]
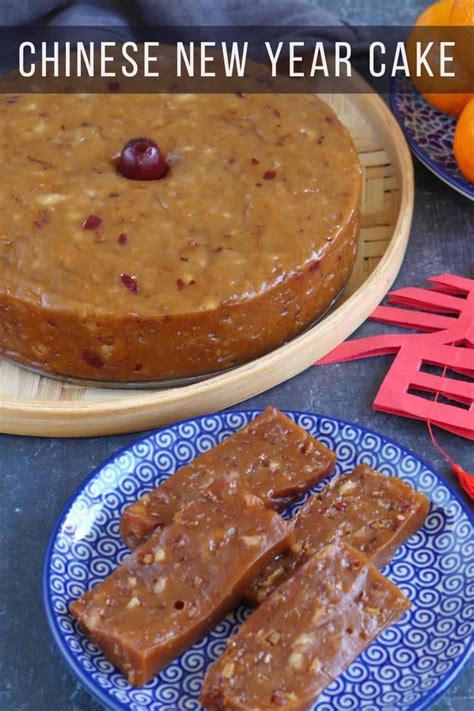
[
  {"left": 449, "top": 0, "right": 474, "bottom": 72},
  {"left": 423, "top": 89, "right": 473, "bottom": 115},
  {"left": 416, "top": 0, "right": 453, "bottom": 24},
  {"left": 453, "top": 96, "right": 474, "bottom": 182},
  {"left": 450, "top": 0, "right": 474, "bottom": 25},
  {"left": 410, "top": 0, "right": 473, "bottom": 116}
]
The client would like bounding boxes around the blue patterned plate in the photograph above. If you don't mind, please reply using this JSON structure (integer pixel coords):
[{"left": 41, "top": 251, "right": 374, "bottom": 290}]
[
  {"left": 44, "top": 410, "right": 473, "bottom": 711},
  {"left": 390, "top": 75, "right": 474, "bottom": 200}
]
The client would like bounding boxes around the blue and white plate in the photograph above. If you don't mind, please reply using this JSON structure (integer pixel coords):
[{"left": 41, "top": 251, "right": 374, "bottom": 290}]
[
  {"left": 390, "top": 75, "right": 474, "bottom": 200},
  {"left": 44, "top": 410, "right": 474, "bottom": 711}
]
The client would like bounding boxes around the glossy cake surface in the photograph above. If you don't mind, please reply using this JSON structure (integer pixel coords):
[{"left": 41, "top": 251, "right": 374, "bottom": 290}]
[{"left": 0, "top": 91, "right": 361, "bottom": 381}]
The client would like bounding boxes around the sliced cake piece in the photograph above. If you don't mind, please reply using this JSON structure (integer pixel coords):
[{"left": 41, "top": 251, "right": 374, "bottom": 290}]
[
  {"left": 201, "top": 540, "right": 410, "bottom": 711},
  {"left": 245, "top": 463, "right": 429, "bottom": 605},
  {"left": 120, "top": 407, "right": 336, "bottom": 548},
  {"left": 71, "top": 474, "right": 291, "bottom": 686}
]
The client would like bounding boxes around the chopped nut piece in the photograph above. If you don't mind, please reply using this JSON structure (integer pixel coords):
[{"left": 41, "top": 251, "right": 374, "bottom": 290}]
[
  {"left": 267, "top": 630, "right": 281, "bottom": 646},
  {"left": 310, "top": 656, "right": 321, "bottom": 672},
  {"left": 312, "top": 607, "right": 324, "bottom": 622},
  {"left": 338, "top": 479, "right": 357, "bottom": 494},
  {"left": 142, "top": 553, "right": 153, "bottom": 565},
  {"left": 242, "top": 535, "right": 261, "bottom": 547},
  {"left": 261, "top": 566, "right": 284, "bottom": 588},
  {"left": 36, "top": 193, "right": 67, "bottom": 206},
  {"left": 221, "top": 662, "right": 235, "bottom": 678},
  {"left": 366, "top": 607, "right": 380, "bottom": 616},
  {"left": 294, "top": 633, "right": 315, "bottom": 649},
  {"left": 289, "top": 651, "right": 303, "bottom": 669},
  {"left": 270, "top": 689, "right": 298, "bottom": 705},
  {"left": 126, "top": 596, "right": 141, "bottom": 609},
  {"left": 128, "top": 577, "right": 137, "bottom": 587},
  {"left": 154, "top": 547, "right": 166, "bottom": 563},
  {"left": 370, "top": 519, "right": 394, "bottom": 530},
  {"left": 153, "top": 578, "right": 167, "bottom": 594}
]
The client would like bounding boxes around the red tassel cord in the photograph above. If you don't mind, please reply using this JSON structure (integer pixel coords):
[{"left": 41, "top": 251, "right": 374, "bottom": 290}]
[
  {"left": 427, "top": 363, "right": 474, "bottom": 500},
  {"left": 427, "top": 421, "right": 474, "bottom": 499}
]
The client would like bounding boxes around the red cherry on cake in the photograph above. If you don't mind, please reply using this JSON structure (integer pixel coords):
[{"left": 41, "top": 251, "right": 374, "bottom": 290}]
[{"left": 117, "top": 138, "right": 168, "bottom": 180}]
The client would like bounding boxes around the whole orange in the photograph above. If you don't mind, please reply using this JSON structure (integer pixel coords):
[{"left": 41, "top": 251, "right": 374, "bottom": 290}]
[
  {"left": 453, "top": 97, "right": 474, "bottom": 182},
  {"left": 410, "top": 0, "right": 473, "bottom": 116},
  {"left": 449, "top": 0, "right": 474, "bottom": 72}
]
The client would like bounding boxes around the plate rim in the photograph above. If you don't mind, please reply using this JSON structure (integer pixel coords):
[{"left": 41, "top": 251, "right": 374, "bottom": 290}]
[
  {"left": 389, "top": 76, "right": 474, "bottom": 202},
  {"left": 43, "top": 408, "right": 474, "bottom": 711}
]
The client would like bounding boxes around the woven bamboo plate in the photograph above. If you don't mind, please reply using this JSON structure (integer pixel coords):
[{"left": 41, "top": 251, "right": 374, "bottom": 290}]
[{"left": 0, "top": 80, "right": 414, "bottom": 437}]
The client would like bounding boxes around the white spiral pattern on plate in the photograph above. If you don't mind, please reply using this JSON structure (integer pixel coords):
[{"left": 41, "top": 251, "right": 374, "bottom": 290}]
[{"left": 44, "top": 411, "right": 474, "bottom": 710}]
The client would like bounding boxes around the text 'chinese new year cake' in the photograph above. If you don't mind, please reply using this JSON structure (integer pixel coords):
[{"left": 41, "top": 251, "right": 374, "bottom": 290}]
[{"left": 0, "top": 89, "right": 361, "bottom": 382}]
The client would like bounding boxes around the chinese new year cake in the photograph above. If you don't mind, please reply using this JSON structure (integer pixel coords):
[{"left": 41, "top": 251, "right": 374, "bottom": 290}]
[
  {"left": 201, "top": 540, "right": 410, "bottom": 710},
  {"left": 120, "top": 407, "right": 336, "bottom": 549},
  {"left": 0, "top": 88, "right": 361, "bottom": 381},
  {"left": 246, "top": 463, "right": 429, "bottom": 605},
  {"left": 70, "top": 474, "right": 291, "bottom": 686}
]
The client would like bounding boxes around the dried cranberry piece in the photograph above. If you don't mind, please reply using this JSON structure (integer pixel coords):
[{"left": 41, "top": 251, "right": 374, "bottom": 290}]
[
  {"left": 83, "top": 350, "right": 104, "bottom": 369},
  {"left": 176, "top": 278, "right": 185, "bottom": 290},
  {"left": 309, "top": 260, "right": 320, "bottom": 272},
  {"left": 263, "top": 170, "right": 276, "bottom": 180},
  {"left": 118, "top": 233, "right": 128, "bottom": 245},
  {"left": 120, "top": 273, "right": 139, "bottom": 293},
  {"left": 82, "top": 215, "right": 102, "bottom": 230},
  {"left": 117, "top": 137, "right": 168, "bottom": 181}
]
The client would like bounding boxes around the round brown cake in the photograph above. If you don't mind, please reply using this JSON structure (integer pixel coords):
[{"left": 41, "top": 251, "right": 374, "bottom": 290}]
[{"left": 0, "top": 91, "right": 361, "bottom": 382}]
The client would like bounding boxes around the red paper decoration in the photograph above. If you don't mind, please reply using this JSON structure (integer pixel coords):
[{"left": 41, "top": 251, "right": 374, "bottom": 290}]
[{"left": 317, "top": 274, "right": 474, "bottom": 496}]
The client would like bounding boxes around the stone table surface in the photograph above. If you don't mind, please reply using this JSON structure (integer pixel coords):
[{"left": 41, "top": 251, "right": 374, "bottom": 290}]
[{"left": 0, "top": 2, "right": 472, "bottom": 710}]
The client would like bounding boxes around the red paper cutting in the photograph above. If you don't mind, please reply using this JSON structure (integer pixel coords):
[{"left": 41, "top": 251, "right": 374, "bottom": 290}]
[{"left": 317, "top": 274, "right": 474, "bottom": 440}]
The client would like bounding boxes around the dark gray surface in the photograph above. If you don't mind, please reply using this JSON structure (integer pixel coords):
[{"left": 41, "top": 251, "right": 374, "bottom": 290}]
[{"left": 0, "top": 1, "right": 473, "bottom": 709}]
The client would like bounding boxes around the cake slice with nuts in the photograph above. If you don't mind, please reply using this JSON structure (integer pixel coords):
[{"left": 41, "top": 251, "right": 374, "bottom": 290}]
[
  {"left": 245, "top": 463, "right": 429, "bottom": 605},
  {"left": 120, "top": 407, "right": 336, "bottom": 549},
  {"left": 70, "top": 473, "right": 291, "bottom": 686},
  {"left": 201, "top": 540, "right": 410, "bottom": 710}
]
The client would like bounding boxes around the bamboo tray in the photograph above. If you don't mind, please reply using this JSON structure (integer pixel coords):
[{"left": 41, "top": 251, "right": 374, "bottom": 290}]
[{"left": 0, "top": 84, "right": 414, "bottom": 437}]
